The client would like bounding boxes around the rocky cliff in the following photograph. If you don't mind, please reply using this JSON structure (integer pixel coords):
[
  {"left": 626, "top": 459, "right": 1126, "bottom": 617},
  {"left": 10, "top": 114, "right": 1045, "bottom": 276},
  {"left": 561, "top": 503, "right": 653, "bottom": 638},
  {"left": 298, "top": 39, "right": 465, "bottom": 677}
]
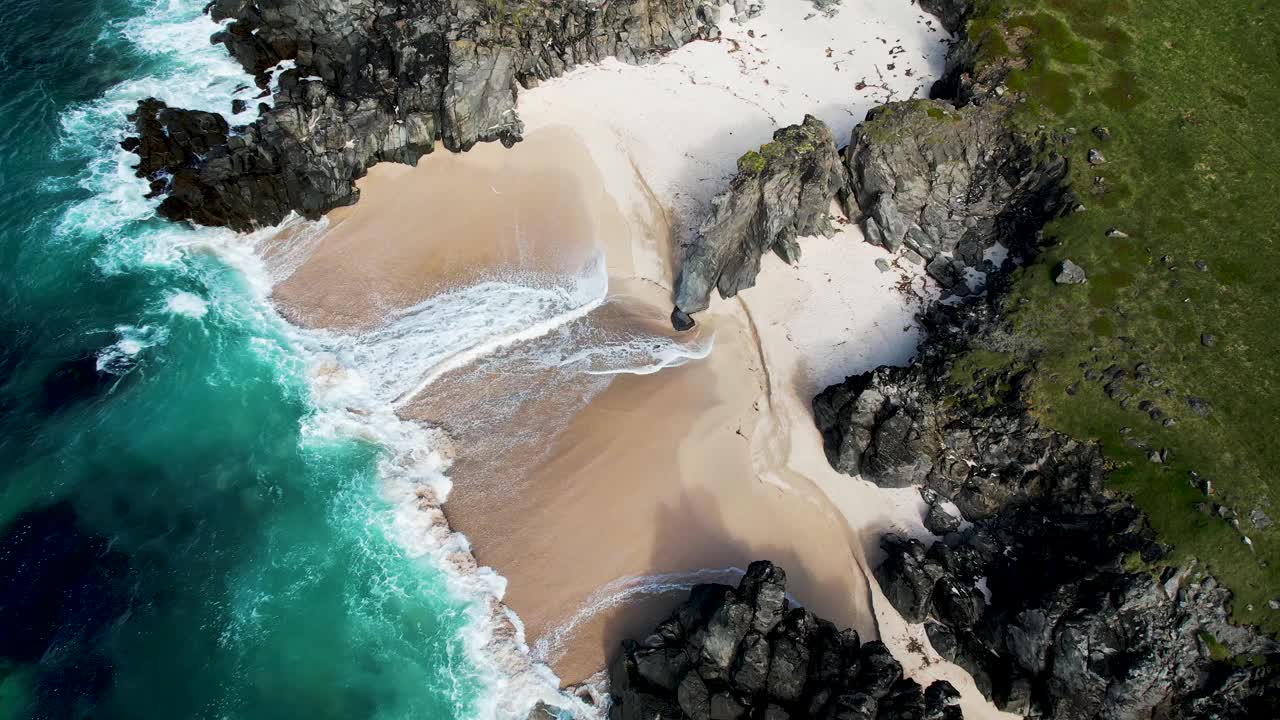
[
  {"left": 124, "top": 0, "right": 729, "bottom": 230},
  {"left": 608, "top": 561, "right": 965, "bottom": 720},
  {"left": 669, "top": 115, "right": 844, "bottom": 329},
  {"left": 667, "top": 22, "right": 1068, "bottom": 326},
  {"left": 814, "top": 298, "right": 1280, "bottom": 718},
  {"left": 839, "top": 99, "right": 1068, "bottom": 296},
  {"left": 808, "top": 7, "right": 1280, "bottom": 718}
]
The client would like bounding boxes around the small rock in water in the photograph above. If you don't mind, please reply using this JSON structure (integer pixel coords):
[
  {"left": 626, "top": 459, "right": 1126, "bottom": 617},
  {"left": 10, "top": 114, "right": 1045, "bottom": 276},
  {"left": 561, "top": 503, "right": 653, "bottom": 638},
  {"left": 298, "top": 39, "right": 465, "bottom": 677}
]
[
  {"left": 1195, "top": 259, "right": 1209, "bottom": 271},
  {"left": 875, "top": 258, "right": 891, "bottom": 273},
  {"left": 1201, "top": 333, "right": 1217, "bottom": 348},
  {"left": 1054, "top": 259, "right": 1088, "bottom": 285},
  {"left": 1088, "top": 148, "right": 1107, "bottom": 165},
  {"left": 670, "top": 307, "right": 695, "bottom": 332},
  {"left": 1093, "top": 126, "right": 1112, "bottom": 141},
  {"left": 1105, "top": 227, "right": 1129, "bottom": 238}
]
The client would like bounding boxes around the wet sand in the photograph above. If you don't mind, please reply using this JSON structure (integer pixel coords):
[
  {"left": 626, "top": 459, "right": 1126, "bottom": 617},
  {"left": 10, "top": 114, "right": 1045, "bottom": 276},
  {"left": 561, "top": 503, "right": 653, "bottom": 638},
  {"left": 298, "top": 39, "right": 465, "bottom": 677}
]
[
  {"left": 437, "top": 299, "right": 872, "bottom": 684},
  {"left": 269, "top": 125, "right": 628, "bottom": 330}
]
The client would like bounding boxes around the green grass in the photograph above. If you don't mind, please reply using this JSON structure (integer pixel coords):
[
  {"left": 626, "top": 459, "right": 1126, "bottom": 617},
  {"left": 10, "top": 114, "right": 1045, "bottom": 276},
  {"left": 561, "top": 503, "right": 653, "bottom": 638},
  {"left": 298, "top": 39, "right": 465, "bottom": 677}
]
[
  {"left": 960, "top": 0, "right": 1280, "bottom": 633},
  {"left": 737, "top": 150, "right": 767, "bottom": 175}
]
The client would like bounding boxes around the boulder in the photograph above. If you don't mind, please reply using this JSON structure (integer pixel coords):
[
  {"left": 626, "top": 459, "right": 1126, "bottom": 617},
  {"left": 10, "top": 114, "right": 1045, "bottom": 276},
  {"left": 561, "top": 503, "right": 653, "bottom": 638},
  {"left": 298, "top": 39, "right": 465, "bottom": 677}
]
[
  {"left": 842, "top": 99, "right": 1068, "bottom": 284},
  {"left": 924, "top": 502, "right": 962, "bottom": 535},
  {"left": 1054, "top": 259, "right": 1087, "bottom": 285},
  {"left": 874, "top": 536, "right": 944, "bottom": 623},
  {"left": 672, "top": 115, "right": 844, "bottom": 323}
]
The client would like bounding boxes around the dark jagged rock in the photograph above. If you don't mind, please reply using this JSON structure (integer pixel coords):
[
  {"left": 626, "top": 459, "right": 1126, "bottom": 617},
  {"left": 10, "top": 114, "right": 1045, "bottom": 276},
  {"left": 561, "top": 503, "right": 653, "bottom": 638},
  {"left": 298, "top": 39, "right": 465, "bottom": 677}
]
[
  {"left": 923, "top": 501, "right": 961, "bottom": 535},
  {"left": 815, "top": 293, "right": 1280, "bottom": 717},
  {"left": 125, "top": 0, "right": 725, "bottom": 230},
  {"left": 873, "top": 536, "right": 943, "bottom": 624},
  {"left": 672, "top": 308, "right": 696, "bottom": 332},
  {"left": 609, "top": 561, "right": 963, "bottom": 720},
  {"left": 840, "top": 99, "right": 1069, "bottom": 280},
  {"left": 812, "top": 4, "right": 1280, "bottom": 715},
  {"left": 671, "top": 115, "right": 844, "bottom": 325},
  {"left": 917, "top": 0, "right": 972, "bottom": 35}
]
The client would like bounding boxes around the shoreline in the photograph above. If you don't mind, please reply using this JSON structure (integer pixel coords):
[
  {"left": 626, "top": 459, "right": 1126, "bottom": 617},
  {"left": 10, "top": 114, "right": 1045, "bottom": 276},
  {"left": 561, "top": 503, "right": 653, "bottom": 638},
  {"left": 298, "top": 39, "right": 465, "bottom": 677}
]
[{"left": 260, "top": 2, "right": 1011, "bottom": 717}]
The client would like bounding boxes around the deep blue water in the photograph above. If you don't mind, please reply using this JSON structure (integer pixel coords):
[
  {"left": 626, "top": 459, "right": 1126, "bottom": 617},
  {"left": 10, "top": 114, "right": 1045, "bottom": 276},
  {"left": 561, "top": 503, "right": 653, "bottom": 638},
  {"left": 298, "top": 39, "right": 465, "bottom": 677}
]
[{"left": 0, "top": 1, "right": 492, "bottom": 717}]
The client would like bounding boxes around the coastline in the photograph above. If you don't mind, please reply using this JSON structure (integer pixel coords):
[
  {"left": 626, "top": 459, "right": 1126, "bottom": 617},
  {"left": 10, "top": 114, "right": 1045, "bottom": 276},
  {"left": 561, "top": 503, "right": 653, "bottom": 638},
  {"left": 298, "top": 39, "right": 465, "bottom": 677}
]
[{"left": 260, "top": 2, "right": 1012, "bottom": 717}]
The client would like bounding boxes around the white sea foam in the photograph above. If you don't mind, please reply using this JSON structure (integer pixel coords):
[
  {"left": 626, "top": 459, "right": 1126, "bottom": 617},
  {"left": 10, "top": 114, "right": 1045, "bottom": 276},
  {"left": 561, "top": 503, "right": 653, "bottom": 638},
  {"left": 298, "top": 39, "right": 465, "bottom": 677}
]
[
  {"left": 314, "top": 256, "right": 612, "bottom": 409},
  {"left": 53, "top": 2, "right": 599, "bottom": 717},
  {"left": 96, "top": 324, "right": 169, "bottom": 373},
  {"left": 532, "top": 567, "right": 747, "bottom": 667},
  {"left": 54, "top": 2, "right": 730, "bottom": 717},
  {"left": 165, "top": 291, "right": 209, "bottom": 318}
]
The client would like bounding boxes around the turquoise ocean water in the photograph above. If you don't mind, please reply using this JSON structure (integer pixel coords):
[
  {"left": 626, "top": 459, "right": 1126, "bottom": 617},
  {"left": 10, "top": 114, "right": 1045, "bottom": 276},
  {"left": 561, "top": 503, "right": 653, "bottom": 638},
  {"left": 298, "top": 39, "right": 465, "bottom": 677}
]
[{"left": 0, "top": 1, "right": 526, "bottom": 717}]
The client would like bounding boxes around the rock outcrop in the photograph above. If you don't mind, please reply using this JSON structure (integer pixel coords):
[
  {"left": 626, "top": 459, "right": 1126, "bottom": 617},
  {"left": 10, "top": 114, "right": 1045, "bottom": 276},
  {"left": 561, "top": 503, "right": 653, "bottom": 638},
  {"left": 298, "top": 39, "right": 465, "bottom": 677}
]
[
  {"left": 670, "top": 115, "right": 843, "bottom": 326},
  {"left": 812, "top": 5, "right": 1279, "bottom": 716},
  {"left": 839, "top": 99, "right": 1069, "bottom": 294},
  {"left": 124, "top": 0, "right": 726, "bottom": 229},
  {"left": 0, "top": 502, "right": 135, "bottom": 717},
  {"left": 814, "top": 297, "right": 1280, "bottom": 717},
  {"left": 608, "top": 560, "right": 964, "bottom": 720},
  {"left": 916, "top": 0, "right": 972, "bottom": 35}
]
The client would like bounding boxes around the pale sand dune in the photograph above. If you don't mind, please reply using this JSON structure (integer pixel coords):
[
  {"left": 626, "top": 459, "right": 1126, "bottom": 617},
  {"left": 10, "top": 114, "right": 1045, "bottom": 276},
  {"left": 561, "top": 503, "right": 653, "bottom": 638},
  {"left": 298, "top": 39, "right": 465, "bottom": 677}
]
[{"left": 264, "top": 1, "right": 1012, "bottom": 717}]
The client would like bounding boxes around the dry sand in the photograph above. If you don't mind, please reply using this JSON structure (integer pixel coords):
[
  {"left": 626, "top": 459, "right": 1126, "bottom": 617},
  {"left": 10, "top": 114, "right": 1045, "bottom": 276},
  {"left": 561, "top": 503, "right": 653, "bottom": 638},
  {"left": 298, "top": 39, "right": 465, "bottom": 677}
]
[{"left": 263, "top": 2, "right": 1013, "bottom": 717}]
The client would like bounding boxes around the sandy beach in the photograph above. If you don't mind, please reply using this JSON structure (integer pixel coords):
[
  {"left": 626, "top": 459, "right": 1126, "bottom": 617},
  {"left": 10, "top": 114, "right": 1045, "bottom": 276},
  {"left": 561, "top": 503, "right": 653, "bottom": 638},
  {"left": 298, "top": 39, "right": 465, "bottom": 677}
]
[{"left": 263, "top": 2, "right": 1011, "bottom": 717}]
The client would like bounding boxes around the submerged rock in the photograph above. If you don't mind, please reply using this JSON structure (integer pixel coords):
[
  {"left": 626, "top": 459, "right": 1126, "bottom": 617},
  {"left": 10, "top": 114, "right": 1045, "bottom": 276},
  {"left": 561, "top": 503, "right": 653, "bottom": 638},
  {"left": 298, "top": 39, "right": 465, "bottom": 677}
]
[
  {"left": 0, "top": 502, "right": 135, "bottom": 716},
  {"left": 671, "top": 115, "right": 843, "bottom": 324},
  {"left": 609, "top": 561, "right": 963, "bottom": 720},
  {"left": 41, "top": 353, "right": 116, "bottom": 413}
]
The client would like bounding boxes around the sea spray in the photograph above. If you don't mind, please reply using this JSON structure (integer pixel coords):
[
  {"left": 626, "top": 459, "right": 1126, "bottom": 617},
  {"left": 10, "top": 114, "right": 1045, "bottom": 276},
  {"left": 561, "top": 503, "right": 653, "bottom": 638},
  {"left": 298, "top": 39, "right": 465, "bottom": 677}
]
[{"left": 36, "top": 0, "right": 568, "bottom": 716}]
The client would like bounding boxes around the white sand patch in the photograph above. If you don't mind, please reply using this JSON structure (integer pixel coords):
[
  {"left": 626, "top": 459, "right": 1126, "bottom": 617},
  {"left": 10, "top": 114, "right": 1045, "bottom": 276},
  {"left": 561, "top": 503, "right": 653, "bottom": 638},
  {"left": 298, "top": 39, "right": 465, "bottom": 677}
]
[{"left": 518, "top": 0, "right": 950, "bottom": 285}]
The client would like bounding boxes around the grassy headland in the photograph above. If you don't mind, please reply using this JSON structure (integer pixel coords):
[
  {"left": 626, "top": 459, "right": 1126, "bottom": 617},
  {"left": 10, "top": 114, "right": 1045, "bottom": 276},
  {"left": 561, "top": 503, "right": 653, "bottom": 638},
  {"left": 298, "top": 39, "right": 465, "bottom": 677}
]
[{"left": 955, "top": 0, "right": 1280, "bottom": 634}]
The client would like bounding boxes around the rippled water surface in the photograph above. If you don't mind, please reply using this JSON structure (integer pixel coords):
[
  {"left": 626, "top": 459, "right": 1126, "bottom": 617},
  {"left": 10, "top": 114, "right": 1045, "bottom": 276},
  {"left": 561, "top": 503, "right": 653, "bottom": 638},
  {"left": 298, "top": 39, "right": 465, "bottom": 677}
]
[{"left": 0, "top": 1, "right": 492, "bottom": 717}]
